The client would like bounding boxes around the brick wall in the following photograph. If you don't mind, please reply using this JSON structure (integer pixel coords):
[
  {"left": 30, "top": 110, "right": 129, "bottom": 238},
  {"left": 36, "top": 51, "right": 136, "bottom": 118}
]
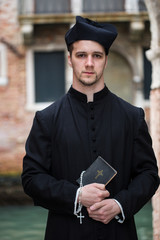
[{"left": 0, "top": 0, "right": 34, "bottom": 174}]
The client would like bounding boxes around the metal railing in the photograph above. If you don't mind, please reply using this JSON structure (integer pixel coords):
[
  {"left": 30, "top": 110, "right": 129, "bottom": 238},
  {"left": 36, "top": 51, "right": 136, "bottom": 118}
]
[
  {"left": 18, "top": 0, "right": 146, "bottom": 15},
  {"left": 83, "top": 0, "right": 125, "bottom": 12}
]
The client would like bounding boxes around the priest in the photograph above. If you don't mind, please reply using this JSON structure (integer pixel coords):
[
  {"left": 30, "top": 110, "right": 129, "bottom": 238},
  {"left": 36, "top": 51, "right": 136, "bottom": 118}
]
[{"left": 22, "top": 16, "right": 159, "bottom": 240}]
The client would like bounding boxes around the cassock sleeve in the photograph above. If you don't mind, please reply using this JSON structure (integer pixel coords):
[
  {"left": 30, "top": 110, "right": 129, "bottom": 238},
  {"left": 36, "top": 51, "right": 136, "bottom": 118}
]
[
  {"left": 114, "top": 108, "right": 159, "bottom": 220},
  {"left": 21, "top": 111, "right": 78, "bottom": 215}
]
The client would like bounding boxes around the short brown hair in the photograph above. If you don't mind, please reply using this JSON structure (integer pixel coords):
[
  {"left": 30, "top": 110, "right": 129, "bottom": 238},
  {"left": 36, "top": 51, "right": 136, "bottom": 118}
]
[{"left": 68, "top": 43, "right": 74, "bottom": 56}]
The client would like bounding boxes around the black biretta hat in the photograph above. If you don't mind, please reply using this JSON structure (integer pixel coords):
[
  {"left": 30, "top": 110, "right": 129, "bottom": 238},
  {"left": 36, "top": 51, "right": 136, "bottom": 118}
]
[{"left": 65, "top": 16, "right": 118, "bottom": 55}]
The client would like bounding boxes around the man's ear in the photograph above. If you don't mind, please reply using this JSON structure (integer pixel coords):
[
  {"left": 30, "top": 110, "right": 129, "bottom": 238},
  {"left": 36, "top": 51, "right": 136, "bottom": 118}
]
[{"left": 68, "top": 55, "right": 72, "bottom": 68}]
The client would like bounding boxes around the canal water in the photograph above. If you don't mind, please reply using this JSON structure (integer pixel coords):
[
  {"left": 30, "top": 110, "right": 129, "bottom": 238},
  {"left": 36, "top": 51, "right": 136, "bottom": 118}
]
[{"left": 0, "top": 202, "right": 152, "bottom": 240}]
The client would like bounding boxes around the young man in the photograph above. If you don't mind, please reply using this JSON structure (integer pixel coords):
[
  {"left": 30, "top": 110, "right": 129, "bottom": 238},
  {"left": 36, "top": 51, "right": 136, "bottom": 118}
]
[{"left": 22, "top": 16, "right": 159, "bottom": 240}]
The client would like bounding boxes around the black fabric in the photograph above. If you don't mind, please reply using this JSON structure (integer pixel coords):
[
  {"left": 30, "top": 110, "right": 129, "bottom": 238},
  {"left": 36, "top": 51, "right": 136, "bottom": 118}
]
[
  {"left": 22, "top": 86, "right": 159, "bottom": 240},
  {"left": 65, "top": 16, "right": 118, "bottom": 55}
]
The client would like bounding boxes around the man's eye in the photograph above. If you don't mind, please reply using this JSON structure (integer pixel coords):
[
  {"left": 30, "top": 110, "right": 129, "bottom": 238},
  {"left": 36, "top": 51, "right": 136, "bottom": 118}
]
[
  {"left": 79, "top": 54, "right": 84, "bottom": 57},
  {"left": 94, "top": 54, "right": 102, "bottom": 58},
  {"left": 77, "top": 54, "right": 86, "bottom": 58}
]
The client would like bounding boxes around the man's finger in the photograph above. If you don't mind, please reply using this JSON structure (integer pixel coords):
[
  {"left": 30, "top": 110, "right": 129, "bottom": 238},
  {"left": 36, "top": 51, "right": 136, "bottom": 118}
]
[{"left": 89, "top": 201, "right": 103, "bottom": 211}]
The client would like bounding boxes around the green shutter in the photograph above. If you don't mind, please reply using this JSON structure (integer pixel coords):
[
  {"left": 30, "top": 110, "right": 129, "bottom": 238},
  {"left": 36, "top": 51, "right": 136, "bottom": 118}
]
[{"left": 34, "top": 51, "right": 65, "bottom": 102}]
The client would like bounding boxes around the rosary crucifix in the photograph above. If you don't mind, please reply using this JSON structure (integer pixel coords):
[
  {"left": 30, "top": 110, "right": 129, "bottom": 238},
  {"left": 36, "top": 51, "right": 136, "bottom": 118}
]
[{"left": 77, "top": 212, "right": 85, "bottom": 224}]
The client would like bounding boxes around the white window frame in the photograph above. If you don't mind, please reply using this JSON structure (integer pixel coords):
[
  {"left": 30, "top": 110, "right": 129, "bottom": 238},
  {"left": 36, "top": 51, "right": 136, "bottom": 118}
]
[
  {"left": 0, "top": 43, "right": 8, "bottom": 86},
  {"left": 125, "top": 0, "right": 139, "bottom": 12},
  {"left": 26, "top": 43, "right": 71, "bottom": 111},
  {"left": 71, "top": 0, "right": 82, "bottom": 14}
]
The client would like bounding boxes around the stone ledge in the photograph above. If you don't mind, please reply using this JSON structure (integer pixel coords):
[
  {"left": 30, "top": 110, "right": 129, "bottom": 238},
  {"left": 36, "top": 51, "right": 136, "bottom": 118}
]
[
  {"left": 0, "top": 176, "right": 32, "bottom": 205},
  {"left": 18, "top": 12, "right": 149, "bottom": 25}
]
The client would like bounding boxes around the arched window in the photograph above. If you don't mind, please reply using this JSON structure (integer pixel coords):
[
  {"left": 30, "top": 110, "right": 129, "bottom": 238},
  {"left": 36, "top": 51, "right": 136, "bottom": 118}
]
[{"left": 104, "top": 51, "right": 134, "bottom": 103}]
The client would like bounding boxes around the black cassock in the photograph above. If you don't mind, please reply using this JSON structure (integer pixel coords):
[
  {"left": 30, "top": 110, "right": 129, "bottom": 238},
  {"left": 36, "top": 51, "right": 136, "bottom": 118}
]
[{"left": 22, "top": 86, "right": 159, "bottom": 240}]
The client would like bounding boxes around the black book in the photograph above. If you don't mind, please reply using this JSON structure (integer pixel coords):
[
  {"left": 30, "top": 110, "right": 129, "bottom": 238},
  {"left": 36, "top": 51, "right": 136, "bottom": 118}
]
[{"left": 77, "top": 156, "right": 117, "bottom": 186}]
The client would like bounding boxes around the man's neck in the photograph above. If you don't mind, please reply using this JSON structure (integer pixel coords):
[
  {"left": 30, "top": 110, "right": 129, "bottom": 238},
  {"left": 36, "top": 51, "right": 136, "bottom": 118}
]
[{"left": 87, "top": 92, "right": 94, "bottom": 102}]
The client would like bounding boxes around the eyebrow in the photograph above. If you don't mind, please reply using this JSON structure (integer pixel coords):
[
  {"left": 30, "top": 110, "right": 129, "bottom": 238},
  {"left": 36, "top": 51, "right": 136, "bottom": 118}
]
[
  {"left": 75, "top": 51, "right": 104, "bottom": 55},
  {"left": 93, "top": 51, "right": 104, "bottom": 55}
]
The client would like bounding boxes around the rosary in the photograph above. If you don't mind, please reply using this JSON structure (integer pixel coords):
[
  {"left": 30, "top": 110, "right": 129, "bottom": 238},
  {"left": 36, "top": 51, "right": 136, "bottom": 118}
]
[{"left": 74, "top": 171, "right": 85, "bottom": 224}]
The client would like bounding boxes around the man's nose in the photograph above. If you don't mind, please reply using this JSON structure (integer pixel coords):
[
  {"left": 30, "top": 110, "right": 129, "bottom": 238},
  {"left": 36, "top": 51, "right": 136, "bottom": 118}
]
[{"left": 85, "top": 56, "right": 94, "bottom": 67}]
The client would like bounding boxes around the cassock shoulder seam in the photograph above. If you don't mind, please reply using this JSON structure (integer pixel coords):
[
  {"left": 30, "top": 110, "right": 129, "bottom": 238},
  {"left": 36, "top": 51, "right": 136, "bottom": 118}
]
[
  {"left": 35, "top": 94, "right": 68, "bottom": 134},
  {"left": 108, "top": 91, "right": 145, "bottom": 138},
  {"left": 38, "top": 94, "right": 67, "bottom": 117},
  {"left": 109, "top": 91, "right": 143, "bottom": 119}
]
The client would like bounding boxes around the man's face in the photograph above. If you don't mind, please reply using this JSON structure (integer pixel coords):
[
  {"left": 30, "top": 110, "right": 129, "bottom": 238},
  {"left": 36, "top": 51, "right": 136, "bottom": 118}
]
[{"left": 68, "top": 40, "right": 107, "bottom": 88}]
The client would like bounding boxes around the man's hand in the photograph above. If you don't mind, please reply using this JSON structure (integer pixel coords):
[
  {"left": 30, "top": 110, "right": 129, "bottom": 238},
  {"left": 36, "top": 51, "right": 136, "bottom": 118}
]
[
  {"left": 87, "top": 199, "right": 121, "bottom": 224},
  {"left": 80, "top": 183, "right": 110, "bottom": 208}
]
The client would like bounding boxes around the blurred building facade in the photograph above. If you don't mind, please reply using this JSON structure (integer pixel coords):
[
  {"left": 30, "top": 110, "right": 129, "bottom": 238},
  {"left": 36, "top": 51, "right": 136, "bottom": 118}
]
[
  {"left": 0, "top": 1, "right": 152, "bottom": 173},
  {"left": 1, "top": 0, "right": 160, "bottom": 237}
]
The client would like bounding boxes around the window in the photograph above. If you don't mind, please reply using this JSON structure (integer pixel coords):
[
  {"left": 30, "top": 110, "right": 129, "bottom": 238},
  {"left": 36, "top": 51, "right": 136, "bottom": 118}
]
[
  {"left": 0, "top": 43, "right": 8, "bottom": 86},
  {"left": 83, "top": 0, "right": 124, "bottom": 12},
  {"left": 26, "top": 46, "right": 66, "bottom": 110},
  {"left": 143, "top": 48, "right": 152, "bottom": 100},
  {"left": 35, "top": 0, "right": 71, "bottom": 14},
  {"left": 139, "top": 0, "right": 147, "bottom": 11}
]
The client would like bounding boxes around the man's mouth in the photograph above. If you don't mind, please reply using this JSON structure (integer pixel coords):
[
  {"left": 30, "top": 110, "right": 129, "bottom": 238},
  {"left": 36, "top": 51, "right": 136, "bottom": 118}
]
[{"left": 83, "top": 71, "right": 95, "bottom": 75}]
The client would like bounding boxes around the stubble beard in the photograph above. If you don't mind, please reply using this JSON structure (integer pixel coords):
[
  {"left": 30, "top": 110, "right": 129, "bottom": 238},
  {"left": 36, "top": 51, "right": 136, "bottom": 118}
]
[{"left": 78, "top": 72, "right": 99, "bottom": 87}]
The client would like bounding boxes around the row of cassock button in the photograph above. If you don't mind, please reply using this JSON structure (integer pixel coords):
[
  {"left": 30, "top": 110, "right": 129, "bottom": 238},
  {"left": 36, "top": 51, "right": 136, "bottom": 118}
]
[{"left": 89, "top": 103, "right": 97, "bottom": 156}]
